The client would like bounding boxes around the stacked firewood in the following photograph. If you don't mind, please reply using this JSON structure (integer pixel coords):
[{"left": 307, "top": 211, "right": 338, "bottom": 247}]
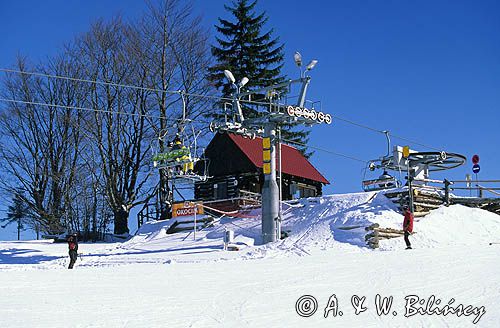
[
  {"left": 384, "top": 188, "right": 444, "bottom": 217},
  {"left": 365, "top": 223, "right": 406, "bottom": 249}
]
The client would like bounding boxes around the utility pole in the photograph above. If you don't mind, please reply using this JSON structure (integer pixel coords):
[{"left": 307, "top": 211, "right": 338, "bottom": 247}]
[{"left": 261, "top": 123, "right": 279, "bottom": 243}]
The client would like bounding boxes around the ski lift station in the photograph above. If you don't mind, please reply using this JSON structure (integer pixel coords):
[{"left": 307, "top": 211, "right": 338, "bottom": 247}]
[{"left": 193, "top": 132, "right": 329, "bottom": 202}]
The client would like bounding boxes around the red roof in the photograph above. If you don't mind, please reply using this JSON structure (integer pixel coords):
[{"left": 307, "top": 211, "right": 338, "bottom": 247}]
[{"left": 227, "top": 133, "right": 330, "bottom": 184}]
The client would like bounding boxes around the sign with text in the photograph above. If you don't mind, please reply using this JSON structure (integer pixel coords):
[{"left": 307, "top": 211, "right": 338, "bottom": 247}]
[{"left": 172, "top": 201, "right": 204, "bottom": 218}]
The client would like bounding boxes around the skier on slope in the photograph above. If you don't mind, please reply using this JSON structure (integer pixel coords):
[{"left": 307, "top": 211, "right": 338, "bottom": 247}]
[
  {"left": 67, "top": 233, "right": 79, "bottom": 269},
  {"left": 402, "top": 206, "right": 414, "bottom": 250}
]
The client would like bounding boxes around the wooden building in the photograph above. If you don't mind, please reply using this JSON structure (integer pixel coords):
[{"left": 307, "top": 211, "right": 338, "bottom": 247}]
[{"left": 194, "top": 133, "right": 329, "bottom": 201}]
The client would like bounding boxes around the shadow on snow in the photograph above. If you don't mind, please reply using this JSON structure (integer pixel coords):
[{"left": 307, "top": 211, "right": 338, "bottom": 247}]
[{"left": 0, "top": 248, "right": 62, "bottom": 265}]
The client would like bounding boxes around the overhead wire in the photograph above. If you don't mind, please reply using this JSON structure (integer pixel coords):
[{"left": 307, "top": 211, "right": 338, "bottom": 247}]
[
  {"left": 0, "top": 97, "right": 214, "bottom": 126},
  {"left": 0, "top": 67, "right": 445, "bottom": 162},
  {"left": 0, "top": 68, "right": 273, "bottom": 107},
  {"left": 331, "top": 115, "right": 443, "bottom": 151},
  {"left": 282, "top": 138, "right": 368, "bottom": 164}
]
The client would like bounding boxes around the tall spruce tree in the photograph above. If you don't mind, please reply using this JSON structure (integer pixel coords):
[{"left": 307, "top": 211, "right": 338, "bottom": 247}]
[
  {"left": 209, "top": 0, "right": 310, "bottom": 153},
  {"left": 1, "top": 191, "right": 30, "bottom": 240}
]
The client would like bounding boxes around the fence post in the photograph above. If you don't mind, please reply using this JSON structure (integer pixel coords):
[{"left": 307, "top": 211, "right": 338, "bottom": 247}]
[
  {"left": 408, "top": 176, "right": 414, "bottom": 213},
  {"left": 444, "top": 179, "right": 450, "bottom": 206},
  {"left": 137, "top": 213, "right": 143, "bottom": 229}
]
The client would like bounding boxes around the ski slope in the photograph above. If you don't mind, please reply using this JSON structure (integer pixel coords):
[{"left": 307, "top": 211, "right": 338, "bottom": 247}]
[{"left": 0, "top": 191, "right": 499, "bottom": 327}]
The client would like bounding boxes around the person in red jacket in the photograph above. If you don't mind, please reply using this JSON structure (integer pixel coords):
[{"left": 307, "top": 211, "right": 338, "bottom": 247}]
[
  {"left": 67, "top": 233, "right": 79, "bottom": 269},
  {"left": 403, "top": 206, "right": 414, "bottom": 249}
]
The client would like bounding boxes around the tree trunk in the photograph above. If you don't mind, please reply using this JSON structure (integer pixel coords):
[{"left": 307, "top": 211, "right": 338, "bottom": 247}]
[
  {"left": 159, "top": 169, "right": 172, "bottom": 220},
  {"left": 113, "top": 208, "right": 130, "bottom": 235}
]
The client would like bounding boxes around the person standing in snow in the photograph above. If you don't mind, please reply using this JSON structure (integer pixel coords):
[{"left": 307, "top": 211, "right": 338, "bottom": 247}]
[
  {"left": 402, "top": 206, "right": 414, "bottom": 249},
  {"left": 67, "top": 233, "right": 79, "bottom": 269}
]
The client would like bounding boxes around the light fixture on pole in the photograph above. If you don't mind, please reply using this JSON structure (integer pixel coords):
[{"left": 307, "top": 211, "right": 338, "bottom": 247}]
[
  {"left": 223, "top": 69, "right": 249, "bottom": 123},
  {"left": 294, "top": 52, "right": 319, "bottom": 106},
  {"left": 295, "top": 51, "right": 318, "bottom": 78},
  {"left": 238, "top": 77, "right": 249, "bottom": 88},
  {"left": 294, "top": 52, "right": 303, "bottom": 77},
  {"left": 223, "top": 69, "right": 236, "bottom": 84},
  {"left": 294, "top": 52, "right": 302, "bottom": 67},
  {"left": 305, "top": 59, "right": 318, "bottom": 71}
]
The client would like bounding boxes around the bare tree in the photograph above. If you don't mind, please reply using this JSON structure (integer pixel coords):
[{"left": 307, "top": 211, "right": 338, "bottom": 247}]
[
  {"left": 74, "top": 18, "right": 154, "bottom": 235},
  {"left": 0, "top": 1, "right": 213, "bottom": 237},
  {"left": 135, "top": 0, "right": 213, "bottom": 219},
  {"left": 0, "top": 55, "right": 85, "bottom": 235}
]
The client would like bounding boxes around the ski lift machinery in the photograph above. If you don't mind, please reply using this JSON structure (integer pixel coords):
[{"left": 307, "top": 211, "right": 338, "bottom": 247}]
[
  {"left": 362, "top": 131, "right": 466, "bottom": 192},
  {"left": 151, "top": 91, "right": 209, "bottom": 184},
  {"left": 362, "top": 131, "right": 402, "bottom": 192}
]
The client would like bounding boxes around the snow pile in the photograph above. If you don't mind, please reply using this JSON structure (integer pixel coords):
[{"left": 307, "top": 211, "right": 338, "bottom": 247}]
[
  {"left": 120, "top": 191, "right": 402, "bottom": 259},
  {"left": 123, "top": 191, "right": 500, "bottom": 259},
  {"left": 278, "top": 191, "right": 402, "bottom": 250},
  {"left": 380, "top": 204, "right": 500, "bottom": 250}
]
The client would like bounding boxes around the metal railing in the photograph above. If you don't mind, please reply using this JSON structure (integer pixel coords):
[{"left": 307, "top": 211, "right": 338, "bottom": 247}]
[{"left": 137, "top": 202, "right": 160, "bottom": 229}]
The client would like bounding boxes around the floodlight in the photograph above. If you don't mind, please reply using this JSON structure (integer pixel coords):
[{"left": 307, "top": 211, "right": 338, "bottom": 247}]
[
  {"left": 305, "top": 60, "right": 318, "bottom": 71},
  {"left": 294, "top": 52, "right": 302, "bottom": 67},
  {"left": 223, "top": 70, "right": 236, "bottom": 84},
  {"left": 239, "top": 77, "right": 249, "bottom": 87}
]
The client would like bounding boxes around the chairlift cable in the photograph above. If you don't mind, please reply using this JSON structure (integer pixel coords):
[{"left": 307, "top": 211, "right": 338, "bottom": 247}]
[
  {"left": 0, "top": 97, "right": 213, "bottom": 131},
  {"left": 281, "top": 138, "right": 368, "bottom": 164},
  {"left": 389, "top": 134, "right": 442, "bottom": 152},
  {"left": 0, "top": 68, "right": 447, "bottom": 153},
  {"left": 333, "top": 115, "right": 385, "bottom": 134},
  {"left": 333, "top": 115, "right": 443, "bottom": 151},
  {"left": 0, "top": 68, "right": 274, "bottom": 107},
  {"left": 0, "top": 98, "right": 442, "bottom": 169},
  {"left": 0, "top": 97, "right": 165, "bottom": 121}
]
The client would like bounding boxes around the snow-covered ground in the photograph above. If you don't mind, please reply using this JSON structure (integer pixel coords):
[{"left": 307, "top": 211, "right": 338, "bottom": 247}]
[{"left": 0, "top": 191, "right": 499, "bottom": 327}]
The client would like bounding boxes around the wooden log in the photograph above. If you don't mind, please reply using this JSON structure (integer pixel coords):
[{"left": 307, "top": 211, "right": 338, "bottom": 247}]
[
  {"left": 451, "top": 197, "right": 500, "bottom": 205},
  {"left": 337, "top": 225, "right": 364, "bottom": 230},
  {"left": 413, "top": 196, "right": 444, "bottom": 205},
  {"left": 378, "top": 232, "right": 405, "bottom": 239},
  {"left": 374, "top": 227, "right": 404, "bottom": 234},
  {"left": 413, "top": 211, "right": 430, "bottom": 218},
  {"left": 365, "top": 231, "right": 379, "bottom": 241},
  {"left": 383, "top": 191, "right": 407, "bottom": 199},
  {"left": 414, "top": 205, "right": 437, "bottom": 212},
  {"left": 364, "top": 223, "right": 380, "bottom": 231},
  {"left": 414, "top": 198, "right": 443, "bottom": 204}
]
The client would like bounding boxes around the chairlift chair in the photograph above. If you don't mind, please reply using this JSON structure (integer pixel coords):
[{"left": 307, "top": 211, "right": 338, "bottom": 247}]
[
  {"left": 361, "top": 131, "right": 402, "bottom": 192},
  {"left": 362, "top": 164, "right": 402, "bottom": 192},
  {"left": 151, "top": 92, "right": 209, "bottom": 183}
]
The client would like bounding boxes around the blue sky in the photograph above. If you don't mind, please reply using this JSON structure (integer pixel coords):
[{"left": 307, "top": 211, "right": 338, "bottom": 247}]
[{"left": 1, "top": 0, "right": 499, "bottom": 239}]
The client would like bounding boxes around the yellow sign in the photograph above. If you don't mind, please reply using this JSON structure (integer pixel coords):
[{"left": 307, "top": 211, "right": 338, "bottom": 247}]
[
  {"left": 263, "top": 162, "right": 271, "bottom": 174},
  {"left": 263, "top": 137, "right": 271, "bottom": 149},
  {"left": 172, "top": 201, "right": 204, "bottom": 218},
  {"left": 263, "top": 149, "right": 271, "bottom": 162},
  {"left": 403, "top": 146, "right": 410, "bottom": 158}
]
